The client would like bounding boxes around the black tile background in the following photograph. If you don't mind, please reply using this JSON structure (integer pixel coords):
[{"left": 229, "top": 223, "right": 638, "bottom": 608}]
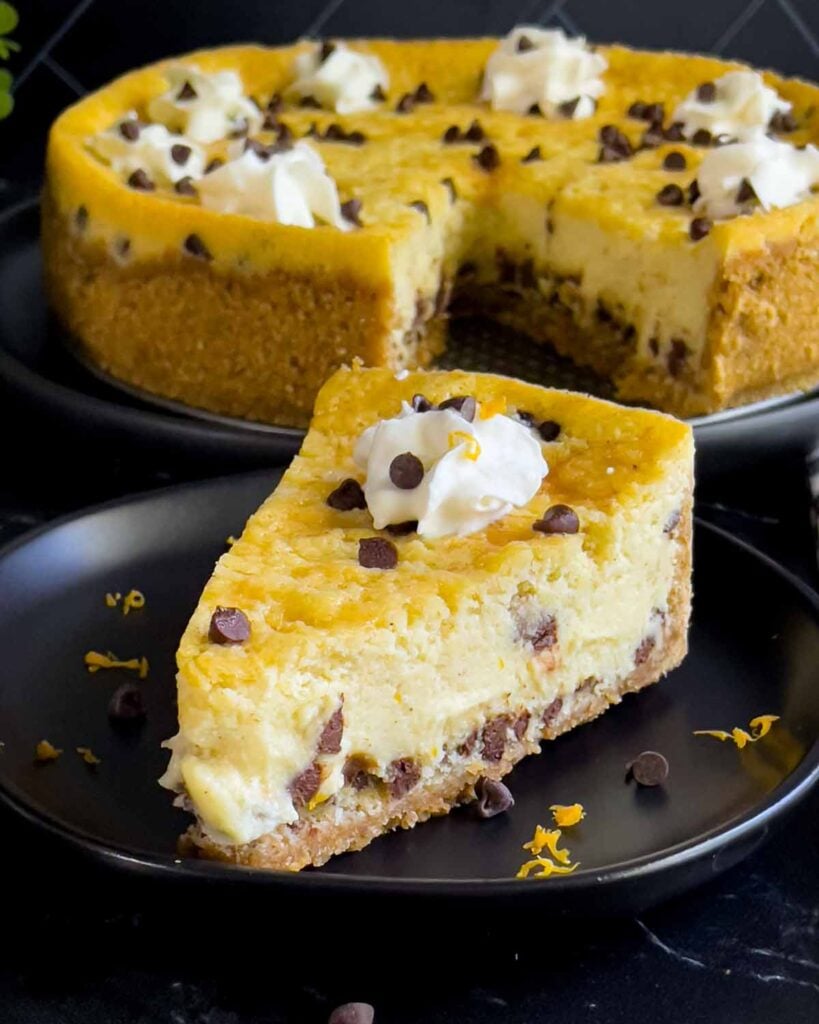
[{"left": 1, "top": 0, "right": 818, "bottom": 184}]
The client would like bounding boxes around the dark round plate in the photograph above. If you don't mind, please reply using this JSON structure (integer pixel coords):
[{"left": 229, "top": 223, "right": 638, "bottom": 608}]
[
  {"left": 0, "top": 470, "right": 818, "bottom": 911},
  {"left": 2, "top": 197, "right": 819, "bottom": 478}
]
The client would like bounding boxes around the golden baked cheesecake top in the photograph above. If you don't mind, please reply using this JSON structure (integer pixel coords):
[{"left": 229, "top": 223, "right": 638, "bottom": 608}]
[{"left": 162, "top": 364, "right": 693, "bottom": 847}]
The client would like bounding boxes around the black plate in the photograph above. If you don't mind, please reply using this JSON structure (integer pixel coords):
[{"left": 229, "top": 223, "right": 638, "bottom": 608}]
[
  {"left": 0, "top": 470, "right": 818, "bottom": 912},
  {"left": 2, "top": 197, "right": 819, "bottom": 479}
]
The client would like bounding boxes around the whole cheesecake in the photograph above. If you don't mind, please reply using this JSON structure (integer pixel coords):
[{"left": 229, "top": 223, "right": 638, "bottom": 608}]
[
  {"left": 161, "top": 364, "right": 693, "bottom": 870},
  {"left": 43, "top": 31, "right": 819, "bottom": 426}
]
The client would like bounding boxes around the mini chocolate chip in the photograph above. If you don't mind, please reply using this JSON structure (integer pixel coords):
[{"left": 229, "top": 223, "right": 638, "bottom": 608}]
[
  {"left": 262, "top": 111, "right": 281, "bottom": 130},
  {"left": 528, "top": 102, "right": 543, "bottom": 116},
  {"left": 108, "top": 683, "right": 146, "bottom": 725},
  {"left": 205, "top": 157, "right": 224, "bottom": 174},
  {"left": 521, "top": 145, "right": 542, "bottom": 163},
  {"left": 371, "top": 83, "right": 386, "bottom": 101},
  {"left": 267, "top": 93, "right": 283, "bottom": 114},
  {"left": 663, "top": 150, "right": 687, "bottom": 170},
  {"left": 736, "top": 177, "right": 757, "bottom": 203},
  {"left": 183, "top": 233, "right": 212, "bottom": 260},
  {"left": 626, "top": 750, "right": 669, "bottom": 787},
  {"left": 689, "top": 216, "right": 712, "bottom": 241},
  {"left": 115, "top": 237, "right": 131, "bottom": 259},
  {"left": 318, "top": 707, "right": 344, "bottom": 754},
  {"left": 516, "top": 34, "right": 535, "bottom": 51},
  {"left": 474, "top": 777, "right": 515, "bottom": 818},
  {"left": 481, "top": 717, "right": 510, "bottom": 762},
  {"left": 299, "top": 95, "right": 322, "bottom": 109},
  {"left": 327, "top": 478, "right": 367, "bottom": 511},
  {"left": 664, "top": 508, "right": 681, "bottom": 535},
  {"left": 537, "top": 419, "right": 561, "bottom": 441},
  {"left": 692, "top": 128, "right": 712, "bottom": 147},
  {"left": 533, "top": 504, "right": 579, "bottom": 535},
  {"left": 542, "top": 696, "right": 563, "bottom": 727},
  {"left": 443, "top": 125, "right": 461, "bottom": 144},
  {"left": 387, "top": 758, "right": 420, "bottom": 797},
  {"left": 657, "top": 183, "right": 685, "bottom": 206},
  {"left": 513, "top": 712, "right": 530, "bottom": 740},
  {"left": 408, "top": 200, "right": 430, "bottom": 223},
  {"left": 127, "top": 169, "right": 154, "bottom": 191},
  {"left": 558, "top": 97, "right": 580, "bottom": 118},
  {"left": 640, "top": 127, "right": 665, "bottom": 149},
  {"left": 463, "top": 120, "right": 485, "bottom": 143},
  {"left": 412, "top": 393, "right": 432, "bottom": 412},
  {"left": 319, "top": 40, "right": 336, "bottom": 63},
  {"left": 170, "top": 143, "right": 191, "bottom": 166},
  {"left": 643, "top": 102, "right": 665, "bottom": 125},
  {"left": 414, "top": 82, "right": 434, "bottom": 103},
  {"left": 358, "top": 538, "right": 398, "bottom": 570},
  {"left": 119, "top": 119, "right": 141, "bottom": 141},
  {"left": 75, "top": 205, "right": 88, "bottom": 231},
  {"left": 328, "top": 1003, "right": 375, "bottom": 1024},
  {"left": 473, "top": 144, "right": 500, "bottom": 171},
  {"left": 343, "top": 756, "right": 373, "bottom": 790},
  {"left": 324, "top": 123, "right": 345, "bottom": 141},
  {"left": 346, "top": 130, "right": 366, "bottom": 146},
  {"left": 517, "top": 613, "right": 558, "bottom": 652},
  {"left": 598, "top": 126, "right": 633, "bottom": 162},
  {"left": 667, "top": 338, "right": 688, "bottom": 377},
  {"left": 438, "top": 395, "right": 476, "bottom": 421},
  {"left": 290, "top": 761, "right": 322, "bottom": 807},
  {"left": 177, "top": 80, "right": 197, "bottom": 101},
  {"left": 174, "top": 176, "right": 197, "bottom": 196},
  {"left": 389, "top": 452, "right": 424, "bottom": 489},
  {"left": 664, "top": 121, "right": 686, "bottom": 141},
  {"left": 628, "top": 100, "right": 648, "bottom": 119},
  {"left": 396, "top": 93, "right": 415, "bottom": 113},
  {"left": 385, "top": 520, "right": 418, "bottom": 536},
  {"left": 687, "top": 178, "right": 701, "bottom": 205},
  {"left": 341, "top": 198, "right": 363, "bottom": 227},
  {"left": 209, "top": 606, "right": 251, "bottom": 644},
  {"left": 770, "top": 110, "right": 797, "bottom": 133},
  {"left": 441, "top": 176, "right": 457, "bottom": 203},
  {"left": 696, "top": 81, "right": 716, "bottom": 102},
  {"left": 515, "top": 409, "right": 535, "bottom": 426},
  {"left": 634, "top": 635, "right": 656, "bottom": 665}
]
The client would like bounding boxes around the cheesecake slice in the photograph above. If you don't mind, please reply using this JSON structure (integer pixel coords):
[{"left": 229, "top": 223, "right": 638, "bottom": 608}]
[{"left": 162, "top": 364, "right": 693, "bottom": 870}]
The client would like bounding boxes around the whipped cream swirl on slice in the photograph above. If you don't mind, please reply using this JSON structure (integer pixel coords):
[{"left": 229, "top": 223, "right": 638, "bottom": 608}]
[
  {"left": 672, "top": 71, "right": 791, "bottom": 141},
  {"left": 147, "top": 65, "right": 262, "bottom": 144},
  {"left": 90, "top": 117, "right": 205, "bottom": 186},
  {"left": 694, "top": 131, "right": 819, "bottom": 219},
  {"left": 480, "top": 26, "right": 606, "bottom": 119},
  {"left": 197, "top": 140, "right": 351, "bottom": 228},
  {"left": 288, "top": 42, "right": 389, "bottom": 115},
  {"left": 354, "top": 400, "right": 548, "bottom": 538}
]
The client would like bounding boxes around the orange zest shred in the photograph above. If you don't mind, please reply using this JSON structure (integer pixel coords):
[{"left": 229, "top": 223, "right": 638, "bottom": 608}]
[
  {"left": 104, "top": 592, "right": 121, "bottom": 608},
  {"left": 121, "top": 590, "right": 145, "bottom": 615},
  {"left": 516, "top": 858, "right": 579, "bottom": 880},
  {"left": 550, "top": 803, "right": 586, "bottom": 828},
  {"left": 226, "top": 535, "right": 237, "bottom": 547},
  {"left": 84, "top": 650, "right": 149, "bottom": 679},
  {"left": 518, "top": 825, "right": 578, "bottom": 879},
  {"left": 478, "top": 396, "right": 507, "bottom": 420},
  {"left": 694, "top": 714, "right": 780, "bottom": 749},
  {"left": 34, "top": 740, "right": 62, "bottom": 763},
  {"left": 76, "top": 746, "right": 101, "bottom": 766},
  {"left": 448, "top": 430, "right": 481, "bottom": 461}
]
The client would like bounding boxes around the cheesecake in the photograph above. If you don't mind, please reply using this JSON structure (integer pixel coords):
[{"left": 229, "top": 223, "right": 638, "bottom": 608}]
[
  {"left": 42, "top": 31, "right": 819, "bottom": 427},
  {"left": 161, "top": 364, "right": 694, "bottom": 870}
]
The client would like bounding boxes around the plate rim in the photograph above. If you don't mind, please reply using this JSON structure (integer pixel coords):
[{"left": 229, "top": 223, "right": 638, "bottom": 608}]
[{"left": 1, "top": 469, "right": 818, "bottom": 895}]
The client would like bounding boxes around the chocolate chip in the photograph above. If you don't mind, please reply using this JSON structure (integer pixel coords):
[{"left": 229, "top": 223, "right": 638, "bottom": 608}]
[
  {"left": 687, "top": 178, "right": 701, "bottom": 205},
  {"left": 324, "top": 123, "right": 345, "bottom": 141},
  {"left": 736, "top": 177, "right": 757, "bottom": 203},
  {"left": 664, "top": 121, "right": 685, "bottom": 141},
  {"left": 533, "top": 504, "right": 579, "bottom": 535},
  {"left": 474, "top": 777, "right": 515, "bottom": 818},
  {"left": 528, "top": 102, "right": 543, "bottom": 117},
  {"left": 443, "top": 125, "right": 461, "bottom": 144},
  {"left": 75, "top": 205, "right": 88, "bottom": 231},
  {"left": 412, "top": 393, "right": 432, "bottom": 412},
  {"left": 640, "top": 127, "right": 665, "bottom": 149},
  {"left": 521, "top": 145, "right": 542, "bottom": 163},
  {"left": 205, "top": 157, "right": 224, "bottom": 174},
  {"left": 513, "top": 712, "right": 531, "bottom": 739},
  {"left": 327, "top": 478, "right": 367, "bottom": 511},
  {"left": 358, "top": 538, "right": 398, "bottom": 570},
  {"left": 542, "top": 697, "right": 563, "bottom": 727},
  {"left": 628, "top": 100, "right": 648, "bottom": 119},
  {"left": 328, "top": 1002, "right": 375, "bottom": 1024},
  {"left": 266, "top": 93, "right": 283, "bottom": 114},
  {"left": 414, "top": 82, "right": 434, "bottom": 103},
  {"left": 463, "top": 120, "right": 485, "bottom": 143},
  {"left": 371, "top": 83, "right": 386, "bottom": 102},
  {"left": 174, "top": 176, "right": 197, "bottom": 197},
  {"left": 663, "top": 150, "right": 687, "bottom": 171},
  {"left": 385, "top": 520, "right": 418, "bottom": 536},
  {"left": 408, "top": 200, "right": 430, "bottom": 223},
  {"left": 696, "top": 81, "right": 716, "bottom": 102},
  {"left": 664, "top": 508, "right": 681, "bottom": 535},
  {"left": 558, "top": 97, "right": 580, "bottom": 118},
  {"left": 769, "top": 110, "right": 797, "bottom": 133},
  {"left": 115, "top": 237, "right": 131, "bottom": 259},
  {"left": 667, "top": 338, "right": 688, "bottom": 377},
  {"left": 457, "top": 730, "right": 479, "bottom": 757},
  {"left": 209, "top": 606, "right": 251, "bottom": 644},
  {"left": 387, "top": 758, "right": 420, "bottom": 797},
  {"left": 177, "top": 80, "right": 197, "bottom": 101},
  {"left": 644, "top": 102, "right": 665, "bottom": 125},
  {"left": 438, "top": 395, "right": 476, "bottom": 421},
  {"left": 692, "top": 128, "right": 712, "bottom": 147},
  {"left": 263, "top": 111, "right": 282, "bottom": 130},
  {"left": 389, "top": 452, "right": 424, "bottom": 489},
  {"left": 657, "top": 183, "right": 685, "bottom": 206},
  {"left": 346, "top": 130, "right": 366, "bottom": 146},
  {"left": 341, "top": 198, "right": 363, "bottom": 227},
  {"left": 290, "top": 762, "right": 322, "bottom": 807},
  {"left": 119, "top": 119, "right": 141, "bottom": 141},
  {"left": 516, "top": 34, "right": 535, "bottom": 51},
  {"left": 319, "top": 40, "right": 336, "bottom": 63},
  {"left": 167, "top": 146, "right": 191, "bottom": 170},
  {"left": 517, "top": 613, "right": 558, "bottom": 652},
  {"left": 127, "top": 169, "right": 154, "bottom": 191},
  {"left": 108, "top": 683, "right": 146, "bottom": 726},
  {"left": 537, "top": 419, "right": 561, "bottom": 441},
  {"left": 441, "top": 176, "right": 457, "bottom": 203},
  {"left": 183, "top": 233, "right": 212, "bottom": 260},
  {"left": 396, "top": 93, "right": 415, "bottom": 113},
  {"left": 473, "top": 144, "right": 500, "bottom": 171},
  {"left": 343, "top": 756, "right": 373, "bottom": 790},
  {"left": 597, "top": 126, "right": 632, "bottom": 162},
  {"left": 626, "top": 750, "right": 669, "bottom": 787},
  {"left": 634, "top": 635, "right": 656, "bottom": 665},
  {"left": 299, "top": 95, "right": 322, "bottom": 109},
  {"left": 689, "top": 216, "right": 712, "bottom": 241},
  {"left": 318, "top": 707, "right": 344, "bottom": 755},
  {"left": 481, "top": 717, "right": 511, "bottom": 762},
  {"left": 515, "top": 409, "right": 535, "bottom": 426}
]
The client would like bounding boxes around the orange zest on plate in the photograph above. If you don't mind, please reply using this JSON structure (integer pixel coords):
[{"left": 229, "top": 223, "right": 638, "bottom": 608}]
[{"left": 694, "top": 714, "right": 779, "bottom": 749}]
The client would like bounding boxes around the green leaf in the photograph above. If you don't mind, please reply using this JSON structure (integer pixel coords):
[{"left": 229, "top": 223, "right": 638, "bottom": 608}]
[
  {"left": 0, "top": 38, "right": 21, "bottom": 60},
  {"left": 0, "top": 68, "right": 11, "bottom": 89},
  {"left": 0, "top": 90, "right": 13, "bottom": 120},
  {"left": 0, "top": 3, "right": 19, "bottom": 36}
]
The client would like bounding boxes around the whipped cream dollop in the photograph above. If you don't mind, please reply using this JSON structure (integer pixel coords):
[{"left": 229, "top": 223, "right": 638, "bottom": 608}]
[
  {"left": 288, "top": 42, "right": 389, "bottom": 114},
  {"left": 354, "top": 400, "right": 548, "bottom": 538},
  {"left": 694, "top": 131, "right": 819, "bottom": 219},
  {"left": 90, "top": 117, "right": 205, "bottom": 186},
  {"left": 147, "top": 65, "right": 262, "bottom": 144},
  {"left": 480, "top": 26, "right": 606, "bottom": 119},
  {"left": 197, "top": 140, "right": 351, "bottom": 228},
  {"left": 672, "top": 71, "right": 791, "bottom": 141}
]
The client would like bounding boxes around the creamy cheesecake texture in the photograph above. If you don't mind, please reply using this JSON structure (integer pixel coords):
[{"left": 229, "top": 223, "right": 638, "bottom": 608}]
[
  {"left": 42, "top": 35, "right": 819, "bottom": 426},
  {"left": 162, "top": 366, "right": 693, "bottom": 870}
]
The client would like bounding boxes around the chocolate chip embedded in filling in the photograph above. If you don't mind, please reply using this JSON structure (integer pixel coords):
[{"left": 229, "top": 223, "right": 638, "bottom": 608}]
[
  {"left": 696, "top": 81, "right": 716, "bottom": 103},
  {"left": 691, "top": 128, "right": 713, "bottom": 147},
  {"left": 513, "top": 711, "right": 531, "bottom": 740},
  {"left": 640, "top": 126, "right": 665, "bottom": 149},
  {"left": 663, "top": 508, "right": 681, "bottom": 535},
  {"left": 542, "top": 696, "right": 563, "bottom": 728},
  {"left": 290, "top": 761, "right": 322, "bottom": 807},
  {"left": 389, "top": 452, "right": 424, "bottom": 490},
  {"left": 170, "top": 143, "right": 192, "bottom": 166},
  {"left": 627, "top": 100, "right": 647, "bottom": 119},
  {"left": 537, "top": 419, "right": 561, "bottom": 441},
  {"left": 177, "top": 80, "right": 197, "bottom": 101},
  {"left": 174, "top": 176, "right": 197, "bottom": 197},
  {"left": 115, "top": 237, "right": 131, "bottom": 259},
  {"left": 414, "top": 82, "right": 434, "bottom": 103},
  {"left": 533, "top": 504, "right": 580, "bottom": 535},
  {"left": 664, "top": 121, "right": 686, "bottom": 141},
  {"left": 463, "top": 119, "right": 486, "bottom": 143},
  {"left": 341, "top": 198, "right": 363, "bottom": 227},
  {"left": 318, "top": 706, "right": 344, "bottom": 755},
  {"left": 667, "top": 338, "right": 688, "bottom": 377},
  {"left": 205, "top": 157, "right": 224, "bottom": 174},
  {"left": 209, "top": 606, "right": 251, "bottom": 644},
  {"left": 385, "top": 520, "right": 418, "bottom": 536},
  {"left": 689, "top": 216, "right": 712, "bottom": 242},
  {"left": 735, "top": 177, "right": 757, "bottom": 204},
  {"left": 358, "top": 537, "right": 398, "bottom": 570},
  {"left": 769, "top": 110, "right": 797, "bottom": 133},
  {"left": 597, "top": 125, "right": 633, "bottom": 163},
  {"left": 527, "top": 102, "right": 543, "bottom": 117},
  {"left": 266, "top": 93, "right": 283, "bottom": 114},
  {"left": 387, "top": 757, "right": 421, "bottom": 798},
  {"left": 438, "top": 395, "right": 477, "bottom": 421},
  {"left": 119, "top": 119, "right": 141, "bottom": 142},
  {"left": 395, "top": 93, "right": 415, "bottom": 113},
  {"left": 687, "top": 179, "right": 700, "bottom": 205},
  {"left": 299, "top": 95, "right": 322, "bottom": 109},
  {"left": 656, "top": 183, "right": 685, "bottom": 207},
  {"left": 319, "top": 40, "right": 336, "bottom": 63},
  {"left": 343, "top": 755, "right": 375, "bottom": 790},
  {"left": 481, "top": 716, "right": 511, "bottom": 762},
  {"left": 127, "top": 169, "right": 155, "bottom": 191},
  {"left": 634, "top": 634, "right": 656, "bottom": 666},
  {"left": 108, "top": 682, "right": 146, "bottom": 726},
  {"left": 457, "top": 730, "right": 479, "bottom": 757},
  {"left": 443, "top": 125, "right": 461, "bottom": 144},
  {"left": 643, "top": 102, "right": 665, "bottom": 125},
  {"left": 473, "top": 144, "right": 500, "bottom": 172},
  {"left": 558, "top": 97, "right": 581, "bottom": 118},
  {"left": 371, "top": 83, "right": 387, "bottom": 102},
  {"left": 412, "top": 393, "right": 433, "bottom": 412},
  {"left": 521, "top": 145, "right": 542, "bottom": 163},
  {"left": 516, "top": 34, "right": 535, "bottom": 52},
  {"left": 183, "top": 233, "right": 212, "bottom": 260},
  {"left": 408, "top": 199, "right": 431, "bottom": 223},
  {"left": 327, "top": 478, "right": 367, "bottom": 511},
  {"left": 75, "top": 205, "right": 89, "bottom": 231},
  {"left": 663, "top": 150, "right": 687, "bottom": 171},
  {"left": 474, "top": 777, "right": 515, "bottom": 818},
  {"left": 519, "top": 613, "right": 558, "bottom": 653},
  {"left": 441, "top": 176, "right": 457, "bottom": 203}
]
